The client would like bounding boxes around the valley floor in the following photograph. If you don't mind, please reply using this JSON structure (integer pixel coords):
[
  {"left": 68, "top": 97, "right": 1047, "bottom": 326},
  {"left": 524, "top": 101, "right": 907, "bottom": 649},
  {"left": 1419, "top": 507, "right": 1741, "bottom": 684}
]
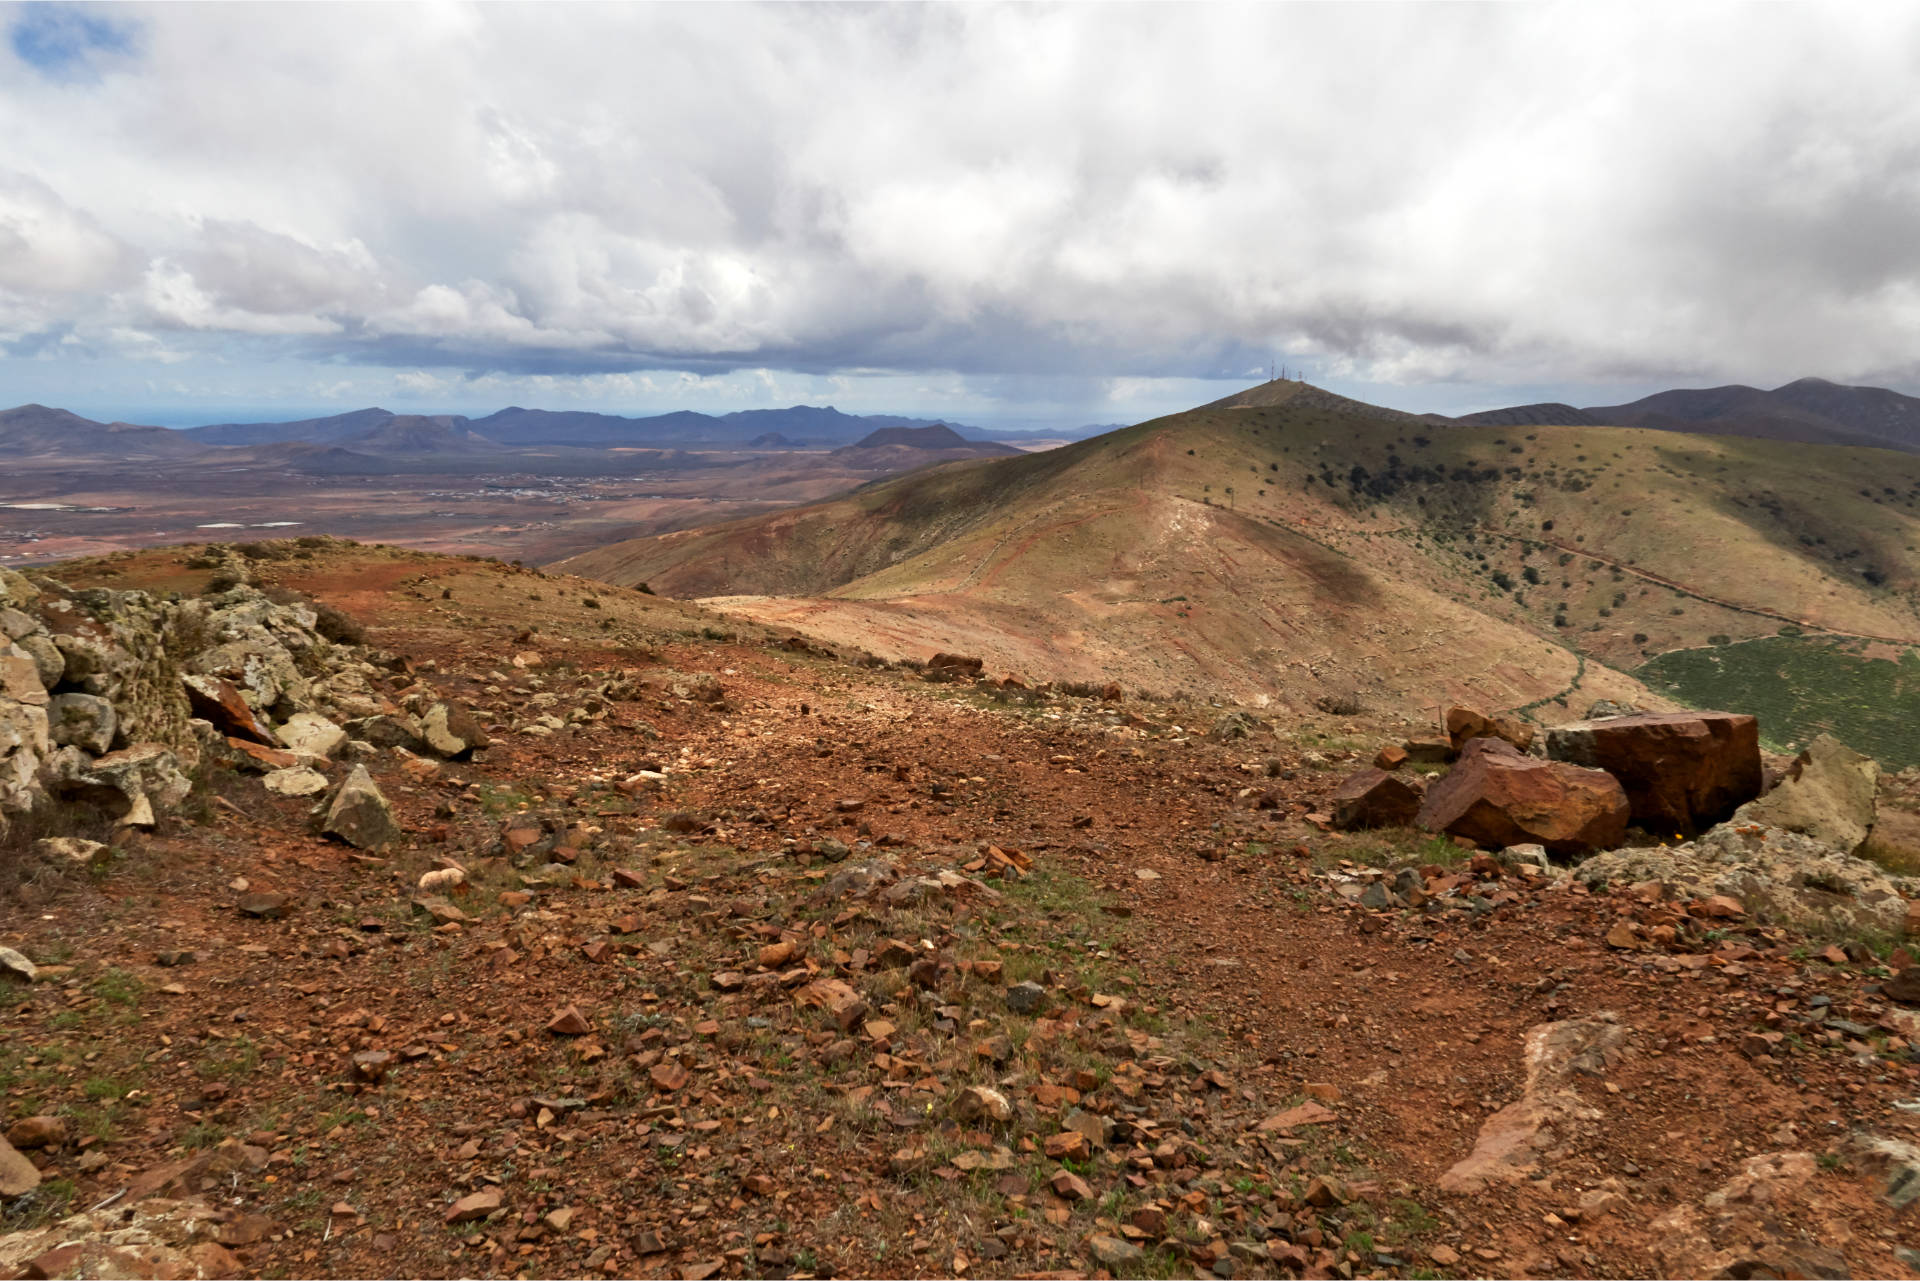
[{"left": 0, "top": 547, "right": 1915, "bottom": 1279}]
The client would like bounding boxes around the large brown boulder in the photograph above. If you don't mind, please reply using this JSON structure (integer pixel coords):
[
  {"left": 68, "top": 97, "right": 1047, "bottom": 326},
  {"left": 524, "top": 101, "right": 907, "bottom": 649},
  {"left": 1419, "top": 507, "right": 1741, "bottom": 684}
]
[
  {"left": 1545, "top": 711, "right": 1761, "bottom": 835},
  {"left": 1330, "top": 768, "right": 1425, "bottom": 830},
  {"left": 1445, "top": 706, "right": 1535, "bottom": 753},
  {"left": 1417, "top": 738, "right": 1629, "bottom": 857}
]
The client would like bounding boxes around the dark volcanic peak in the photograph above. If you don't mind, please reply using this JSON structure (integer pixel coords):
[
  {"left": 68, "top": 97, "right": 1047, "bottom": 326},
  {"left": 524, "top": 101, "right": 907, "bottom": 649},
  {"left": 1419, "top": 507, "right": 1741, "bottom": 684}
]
[
  {"left": 848, "top": 423, "right": 970, "bottom": 449},
  {"left": 181, "top": 407, "right": 397, "bottom": 447},
  {"left": 346, "top": 415, "right": 499, "bottom": 454},
  {"left": 1451, "top": 403, "right": 1601, "bottom": 427}
]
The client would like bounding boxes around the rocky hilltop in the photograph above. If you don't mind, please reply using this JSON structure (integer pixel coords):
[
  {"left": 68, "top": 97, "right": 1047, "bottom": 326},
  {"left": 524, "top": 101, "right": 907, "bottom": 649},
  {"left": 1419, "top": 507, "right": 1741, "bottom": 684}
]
[{"left": 0, "top": 540, "right": 1914, "bottom": 1279}]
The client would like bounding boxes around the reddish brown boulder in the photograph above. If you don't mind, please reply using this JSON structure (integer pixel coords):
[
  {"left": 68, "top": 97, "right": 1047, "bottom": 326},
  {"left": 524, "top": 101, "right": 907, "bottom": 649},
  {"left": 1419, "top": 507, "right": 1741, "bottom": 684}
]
[
  {"left": 1402, "top": 737, "right": 1454, "bottom": 764},
  {"left": 1544, "top": 711, "right": 1760, "bottom": 834},
  {"left": 1330, "top": 768, "right": 1424, "bottom": 830},
  {"left": 1446, "top": 706, "right": 1536, "bottom": 753},
  {"left": 927, "top": 653, "right": 983, "bottom": 675},
  {"left": 1417, "top": 738, "right": 1629, "bottom": 857},
  {"left": 1373, "top": 744, "right": 1409, "bottom": 770},
  {"left": 183, "top": 675, "right": 275, "bottom": 745}
]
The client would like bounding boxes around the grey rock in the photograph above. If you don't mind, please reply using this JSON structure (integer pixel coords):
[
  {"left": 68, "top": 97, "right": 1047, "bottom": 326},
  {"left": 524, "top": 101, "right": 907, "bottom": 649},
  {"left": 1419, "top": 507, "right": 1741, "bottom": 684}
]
[
  {"left": 0, "top": 947, "right": 36, "bottom": 982},
  {"left": 316, "top": 764, "right": 401, "bottom": 850},
  {"left": 1006, "top": 981, "right": 1048, "bottom": 1015},
  {"left": 46, "top": 692, "right": 117, "bottom": 754}
]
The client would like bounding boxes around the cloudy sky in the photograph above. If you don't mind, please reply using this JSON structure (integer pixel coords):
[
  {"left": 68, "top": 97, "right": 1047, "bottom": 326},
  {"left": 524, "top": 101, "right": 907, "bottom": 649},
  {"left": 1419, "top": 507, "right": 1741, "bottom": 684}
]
[{"left": 2, "top": 2, "right": 1918, "bottom": 429}]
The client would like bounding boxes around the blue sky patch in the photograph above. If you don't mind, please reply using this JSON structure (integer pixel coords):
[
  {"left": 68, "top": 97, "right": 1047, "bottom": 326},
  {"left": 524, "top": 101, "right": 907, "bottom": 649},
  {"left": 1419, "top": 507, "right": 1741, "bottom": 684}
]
[{"left": 9, "top": 4, "right": 138, "bottom": 78}]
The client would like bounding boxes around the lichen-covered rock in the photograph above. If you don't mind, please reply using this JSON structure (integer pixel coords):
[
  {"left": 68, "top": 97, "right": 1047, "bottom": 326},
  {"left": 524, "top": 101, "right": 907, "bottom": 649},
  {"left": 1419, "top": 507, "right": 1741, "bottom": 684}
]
[
  {"left": 1734, "top": 734, "right": 1878, "bottom": 854},
  {"left": 316, "top": 764, "right": 401, "bottom": 850},
  {"left": 0, "top": 645, "right": 47, "bottom": 707},
  {"left": 1577, "top": 823, "right": 1919, "bottom": 934},
  {"left": 45, "top": 743, "right": 192, "bottom": 829},
  {"left": 46, "top": 692, "right": 117, "bottom": 754}
]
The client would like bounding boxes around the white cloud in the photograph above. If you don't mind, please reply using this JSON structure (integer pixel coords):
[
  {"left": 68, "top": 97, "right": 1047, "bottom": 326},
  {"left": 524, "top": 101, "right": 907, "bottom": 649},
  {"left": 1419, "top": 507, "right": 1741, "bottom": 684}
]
[{"left": 1, "top": 1, "right": 1918, "bottom": 420}]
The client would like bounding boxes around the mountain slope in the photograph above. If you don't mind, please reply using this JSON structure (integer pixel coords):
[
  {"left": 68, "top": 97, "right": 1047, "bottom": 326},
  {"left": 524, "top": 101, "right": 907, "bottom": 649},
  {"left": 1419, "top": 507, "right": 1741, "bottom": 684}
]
[
  {"left": 179, "top": 407, "right": 397, "bottom": 446},
  {"left": 0, "top": 404, "right": 209, "bottom": 460},
  {"left": 343, "top": 414, "right": 502, "bottom": 454},
  {"left": 558, "top": 388, "right": 1920, "bottom": 718}
]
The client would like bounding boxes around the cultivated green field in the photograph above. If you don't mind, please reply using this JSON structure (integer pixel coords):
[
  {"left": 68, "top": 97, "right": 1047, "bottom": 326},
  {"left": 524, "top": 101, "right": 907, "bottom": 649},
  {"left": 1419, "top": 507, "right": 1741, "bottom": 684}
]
[{"left": 1636, "top": 635, "right": 1920, "bottom": 768}]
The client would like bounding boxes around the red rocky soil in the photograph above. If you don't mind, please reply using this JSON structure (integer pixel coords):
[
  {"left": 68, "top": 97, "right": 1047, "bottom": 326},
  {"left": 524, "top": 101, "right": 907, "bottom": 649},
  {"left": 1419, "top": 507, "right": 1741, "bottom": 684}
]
[{"left": 0, "top": 546, "right": 1914, "bottom": 1280}]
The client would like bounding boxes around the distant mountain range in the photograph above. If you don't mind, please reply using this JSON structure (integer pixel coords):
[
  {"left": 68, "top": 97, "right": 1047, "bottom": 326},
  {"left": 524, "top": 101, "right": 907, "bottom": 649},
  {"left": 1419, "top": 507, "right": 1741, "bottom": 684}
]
[
  {"left": 1446, "top": 376, "right": 1920, "bottom": 452},
  {"left": 0, "top": 402, "right": 1032, "bottom": 478},
  {"left": 177, "top": 404, "right": 988, "bottom": 450}
]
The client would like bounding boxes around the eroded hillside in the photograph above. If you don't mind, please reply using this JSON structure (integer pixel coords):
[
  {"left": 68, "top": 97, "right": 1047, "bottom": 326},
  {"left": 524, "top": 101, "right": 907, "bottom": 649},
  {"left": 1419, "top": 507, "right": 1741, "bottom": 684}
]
[{"left": 558, "top": 392, "right": 1920, "bottom": 732}]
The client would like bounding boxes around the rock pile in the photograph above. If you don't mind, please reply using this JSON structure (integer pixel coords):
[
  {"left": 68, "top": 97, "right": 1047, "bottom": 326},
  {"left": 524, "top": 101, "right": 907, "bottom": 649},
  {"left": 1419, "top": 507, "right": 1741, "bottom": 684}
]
[
  {"left": 1576, "top": 823, "right": 1919, "bottom": 935},
  {"left": 0, "top": 562, "right": 432, "bottom": 838}
]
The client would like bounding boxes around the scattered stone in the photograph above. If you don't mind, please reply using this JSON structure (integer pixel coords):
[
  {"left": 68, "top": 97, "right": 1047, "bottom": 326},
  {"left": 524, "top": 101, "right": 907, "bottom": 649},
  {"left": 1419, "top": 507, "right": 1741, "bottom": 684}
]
[
  {"left": 316, "top": 765, "right": 402, "bottom": 850},
  {"left": 547, "top": 1006, "right": 592, "bottom": 1036},
  {"left": 0, "top": 1135, "right": 39, "bottom": 1196},
  {"left": 1402, "top": 738, "right": 1454, "bottom": 764},
  {"left": 1006, "top": 981, "right": 1048, "bottom": 1015},
  {"left": 1330, "top": 767, "right": 1424, "bottom": 830},
  {"left": 1417, "top": 738, "right": 1630, "bottom": 857},
  {"left": 1734, "top": 733, "right": 1879, "bottom": 854},
  {"left": 444, "top": 1186, "right": 502, "bottom": 1224},
  {"left": 1887, "top": 968, "right": 1920, "bottom": 1007},
  {"left": 0, "top": 948, "right": 35, "bottom": 982},
  {"left": 1848, "top": 1133, "right": 1920, "bottom": 1209},
  {"left": 1545, "top": 711, "right": 1762, "bottom": 833},
  {"left": 33, "top": 836, "right": 108, "bottom": 870},
  {"left": 238, "top": 892, "right": 292, "bottom": 919},
  {"left": 1049, "top": 1169, "right": 1092, "bottom": 1201},
  {"left": 1373, "top": 744, "right": 1408, "bottom": 770},
  {"left": 1445, "top": 706, "right": 1535, "bottom": 753},
  {"left": 5, "top": 1116, "right": 65, "bottom": 1151},
  {"left": 263, "top": 766, "right": 329, "bottom": 797}
]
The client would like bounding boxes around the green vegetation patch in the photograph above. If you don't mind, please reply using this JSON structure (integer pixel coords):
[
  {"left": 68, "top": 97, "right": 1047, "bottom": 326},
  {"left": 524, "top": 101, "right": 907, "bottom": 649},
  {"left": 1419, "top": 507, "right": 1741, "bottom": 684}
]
[{"left": 1636, "top": 635, "right": 1920, "bottom": 768}]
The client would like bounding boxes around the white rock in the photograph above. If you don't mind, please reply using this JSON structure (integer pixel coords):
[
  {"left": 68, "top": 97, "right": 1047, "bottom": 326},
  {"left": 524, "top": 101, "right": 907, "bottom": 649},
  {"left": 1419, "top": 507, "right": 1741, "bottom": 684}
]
[
  {"left": 263, "top": 766, "right": 329, "bottom": 797},
  {"left": 277, "top": 712, "right": 347, "bottom": 759}
]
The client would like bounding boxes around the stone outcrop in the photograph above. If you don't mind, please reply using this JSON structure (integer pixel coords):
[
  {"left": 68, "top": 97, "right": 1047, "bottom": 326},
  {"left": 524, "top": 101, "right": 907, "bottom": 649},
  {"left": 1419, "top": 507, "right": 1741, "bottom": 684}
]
[
  {"left": 1329, "top": 768, "right": 1424, "bottom": 830},
  {"left": 1416, "top": 738, "right": 1630, "bottom": 857},
  {"left": 1439, "top": 1014, "right": 1628, "bottom": 1192},
  {"left": 1545, "top": 710, "right": 1761, "bottom": 834},
  {"left": 1577, "top": 823, "right": 1918, "bottom": 935},
  {"left": 1444, "top": 705, "right": 1535, "bottom": 753},
  {"left": 1733, "top": 734, "right": 1878, "bottom": 854}
]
